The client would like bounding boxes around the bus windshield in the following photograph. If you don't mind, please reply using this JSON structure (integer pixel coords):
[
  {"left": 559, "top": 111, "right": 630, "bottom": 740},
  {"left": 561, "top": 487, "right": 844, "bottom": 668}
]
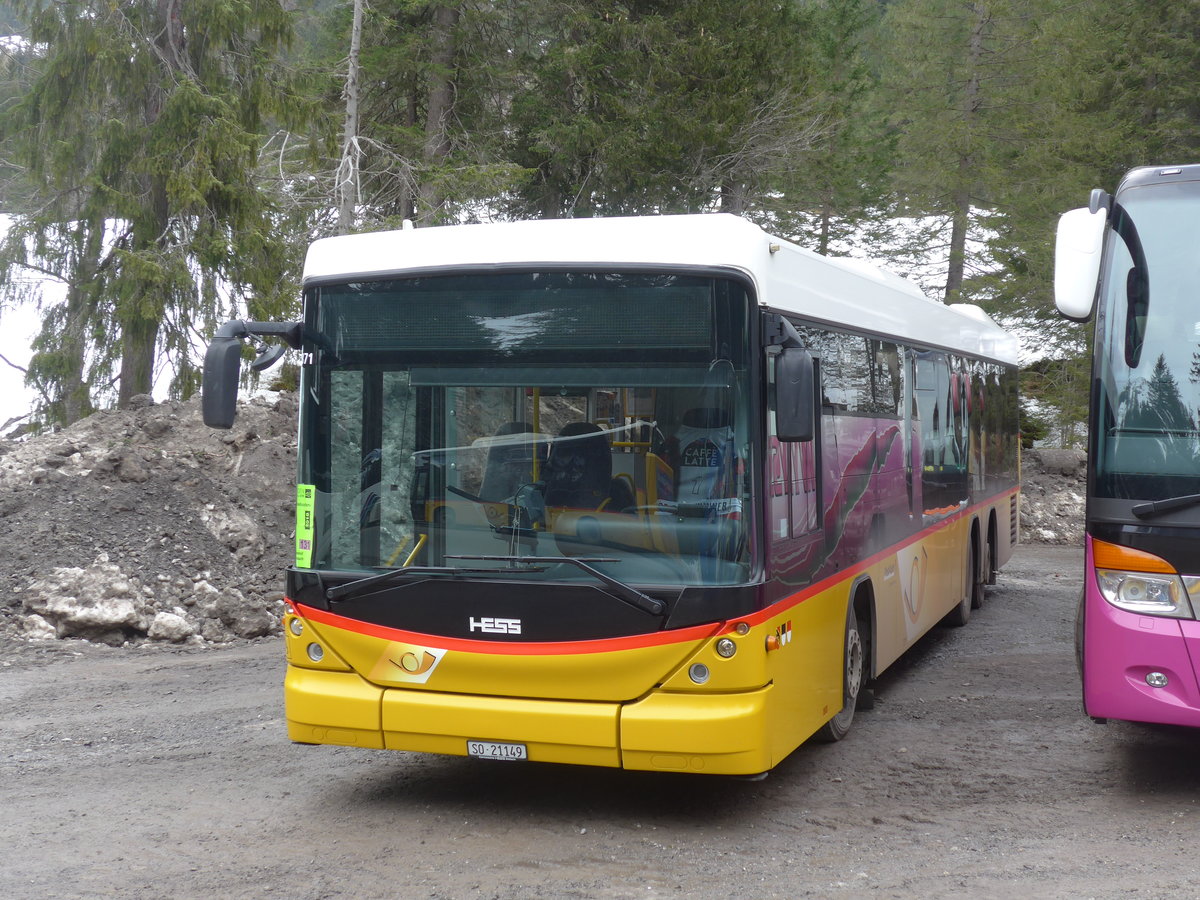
[
  {"left": 297, "top": 271, "right": 753, "bottom": 588},
  {"left": 1094, "top": 180, "right": 1200, "bottom": 500}
]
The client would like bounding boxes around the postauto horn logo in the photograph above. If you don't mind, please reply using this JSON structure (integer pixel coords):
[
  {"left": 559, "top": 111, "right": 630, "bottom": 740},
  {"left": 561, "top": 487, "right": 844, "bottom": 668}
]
[{"left": 369, "top": 642, "right": 444, "bottom": 685}]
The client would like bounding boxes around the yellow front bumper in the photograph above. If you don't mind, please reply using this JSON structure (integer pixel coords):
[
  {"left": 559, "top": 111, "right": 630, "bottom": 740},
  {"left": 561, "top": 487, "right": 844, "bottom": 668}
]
[{"left": 285, "top": 665, "right": 775, "bottom": 775}]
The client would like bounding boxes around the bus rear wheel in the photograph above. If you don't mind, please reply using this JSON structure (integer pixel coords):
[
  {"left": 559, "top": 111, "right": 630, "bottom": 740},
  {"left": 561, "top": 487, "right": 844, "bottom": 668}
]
[
  {"left": 944, "top": 543, "right": 974, "bottom": 627},
  {"left": 971, "top": 533, "right": 988, "bottom": 609},
  {"left": 816, "top": 605, "right": 864, "bottom": 742}
]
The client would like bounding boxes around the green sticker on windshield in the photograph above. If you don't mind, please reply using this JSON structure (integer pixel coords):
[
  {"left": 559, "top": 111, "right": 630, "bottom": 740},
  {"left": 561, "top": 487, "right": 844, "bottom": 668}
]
[{"left": 296, "top": 484, "right": 316, "bottom": 568}]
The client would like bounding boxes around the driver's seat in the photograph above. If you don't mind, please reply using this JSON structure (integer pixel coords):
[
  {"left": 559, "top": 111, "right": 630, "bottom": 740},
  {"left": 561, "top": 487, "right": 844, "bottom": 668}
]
[{"left": 542, "top": 422, "right": 611, "bottom": 510}]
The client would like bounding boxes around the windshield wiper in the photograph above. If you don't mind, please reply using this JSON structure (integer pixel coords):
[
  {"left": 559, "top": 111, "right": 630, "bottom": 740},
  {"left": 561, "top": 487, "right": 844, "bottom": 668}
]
[
  {"left": 447, "top": 555, "right": 666, "bottom": 616},
  {"left": 326, "top": 564, "right": 521, "bottom": 602},
  {"left": 1132, "top": 492, "right": 1200, "bottom": 519}
]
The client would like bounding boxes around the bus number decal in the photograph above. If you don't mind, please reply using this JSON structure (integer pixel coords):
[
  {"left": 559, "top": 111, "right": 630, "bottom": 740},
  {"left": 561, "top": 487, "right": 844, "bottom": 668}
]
[{"left": 296, "top": 484, "right": 316, "bottom": 568}]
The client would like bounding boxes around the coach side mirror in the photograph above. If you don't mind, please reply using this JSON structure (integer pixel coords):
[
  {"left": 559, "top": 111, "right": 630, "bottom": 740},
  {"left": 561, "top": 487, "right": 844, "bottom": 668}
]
[
  {"left": 1054, "top": 205, "right": 1107, "bottom": 322},
  {"left": 776, "top": 346, "right": 815, "bottom": 442}
]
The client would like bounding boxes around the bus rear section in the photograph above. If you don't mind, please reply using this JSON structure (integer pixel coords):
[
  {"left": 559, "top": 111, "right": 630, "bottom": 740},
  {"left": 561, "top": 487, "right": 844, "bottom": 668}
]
[
  {"left": 1056, "top": 165, "right": 1200, "bottom": 727},
  {"left": 204, "top": 214, "right": 1020, "bottom": 774}
]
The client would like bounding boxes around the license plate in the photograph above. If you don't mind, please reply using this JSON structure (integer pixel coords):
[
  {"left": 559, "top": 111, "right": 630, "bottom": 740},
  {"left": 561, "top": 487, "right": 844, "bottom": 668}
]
[{"left": 467, "top": 740, "right": 528, "bottom": 761}]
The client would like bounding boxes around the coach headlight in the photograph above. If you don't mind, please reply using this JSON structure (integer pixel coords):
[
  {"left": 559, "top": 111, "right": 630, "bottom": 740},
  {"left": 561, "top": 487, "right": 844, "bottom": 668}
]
[{"left": 1095, "top": 569, "right": 1199, "bottom": 619}]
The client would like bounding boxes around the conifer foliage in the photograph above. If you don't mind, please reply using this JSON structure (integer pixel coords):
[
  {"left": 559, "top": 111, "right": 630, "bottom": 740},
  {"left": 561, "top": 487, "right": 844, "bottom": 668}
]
[
  {"left": 1, "top": 0, "right": 293, "bottom": 421},
  {"left": 0, "top": 0, "right": 1198, "bottom": 438}
]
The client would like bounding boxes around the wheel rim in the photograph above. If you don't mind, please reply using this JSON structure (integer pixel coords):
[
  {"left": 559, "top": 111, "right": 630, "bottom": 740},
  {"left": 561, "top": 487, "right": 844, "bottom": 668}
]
[{"left": 845, "top": 625, "right": 863, "bottom": 702}]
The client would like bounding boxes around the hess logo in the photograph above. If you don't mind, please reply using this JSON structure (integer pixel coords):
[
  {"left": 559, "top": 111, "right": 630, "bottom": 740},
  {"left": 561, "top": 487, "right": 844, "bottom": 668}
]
[{"left": 469, "top": 616, "right": 522, "bottom": 635}]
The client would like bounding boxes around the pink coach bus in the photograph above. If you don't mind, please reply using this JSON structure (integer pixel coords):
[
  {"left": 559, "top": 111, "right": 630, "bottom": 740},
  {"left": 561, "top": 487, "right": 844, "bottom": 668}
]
[
  {"left": 1057, "top": 165, "right": 1200, "bottom": 726},
  {"left": 204, "top": 214, "right": 1020, "bottom": 775}
]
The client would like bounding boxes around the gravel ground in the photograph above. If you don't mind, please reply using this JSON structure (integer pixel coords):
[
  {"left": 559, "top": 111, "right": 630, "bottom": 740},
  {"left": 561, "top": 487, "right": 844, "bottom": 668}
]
[{"left": 3, "top": 543, "right": 1199, "bottom": 900}]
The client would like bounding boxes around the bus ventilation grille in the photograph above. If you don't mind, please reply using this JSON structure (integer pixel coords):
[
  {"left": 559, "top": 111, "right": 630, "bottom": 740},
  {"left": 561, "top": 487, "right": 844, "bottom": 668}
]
[{"left": 1010, "top": 495, "right": 1019, "bottom": 544}]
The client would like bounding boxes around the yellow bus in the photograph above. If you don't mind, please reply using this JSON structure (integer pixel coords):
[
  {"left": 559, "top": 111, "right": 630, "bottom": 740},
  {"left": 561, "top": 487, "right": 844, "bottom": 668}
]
[{"left": 204, "top": 214, "right": 1020, "bottom": 776}]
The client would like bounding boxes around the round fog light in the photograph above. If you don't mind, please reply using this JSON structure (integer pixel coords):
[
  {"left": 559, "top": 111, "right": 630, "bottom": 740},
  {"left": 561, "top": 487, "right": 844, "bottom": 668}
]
[
  {"left": 716, "top": 637, "right": 737, "bottom": 658},
  {"left": 307, "top": 642, "right": 325, "bottom": 663},
  {"left": 1146, "top": 671, "right": 1169, "bottom": 688},
  {"left": 689, "top": 663, "right": 710, "bottom": 684},
  {"left": 288, "top": 617, "right": 304, "bottom": 636}
]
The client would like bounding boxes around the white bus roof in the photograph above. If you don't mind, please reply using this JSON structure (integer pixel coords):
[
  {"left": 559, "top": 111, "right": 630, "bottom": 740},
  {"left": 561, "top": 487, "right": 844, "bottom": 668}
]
[{"left": 303, "top": 214, "right": 1019, "bottom": 365}]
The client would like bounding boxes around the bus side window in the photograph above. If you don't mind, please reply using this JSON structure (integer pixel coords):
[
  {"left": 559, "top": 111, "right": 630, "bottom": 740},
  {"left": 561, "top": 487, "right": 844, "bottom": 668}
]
[{"left": 914, "top": 351, "right": 968, "bottom": 512}]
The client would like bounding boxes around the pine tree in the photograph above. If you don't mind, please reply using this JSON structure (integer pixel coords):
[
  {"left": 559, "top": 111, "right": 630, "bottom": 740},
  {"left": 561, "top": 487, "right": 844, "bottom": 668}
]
[
  {"left": 503, "top": 0, "right": 837, "bottom": 220},
  {"left": 0, "top": 0, "right": 297, "bottom": 420},
  {"left": 873, "top": 0, "right": 1010, "bottom": 302}
]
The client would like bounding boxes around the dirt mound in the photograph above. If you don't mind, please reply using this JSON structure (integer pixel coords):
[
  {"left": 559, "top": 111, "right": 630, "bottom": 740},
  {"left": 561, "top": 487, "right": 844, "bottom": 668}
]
[
  {"left": 0, "top": 393, "right": 297, "bottom": 645},
  {"left": 1019, "top": 448, "right": 1086, "bottom": 544}
]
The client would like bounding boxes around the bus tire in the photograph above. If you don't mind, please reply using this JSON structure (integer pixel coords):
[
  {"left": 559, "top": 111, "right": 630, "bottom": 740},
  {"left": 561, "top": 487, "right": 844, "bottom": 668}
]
[
  {"left": 986, "top": 516, "right": 999, "bottom": 585},
  {"left": 971, "top": 530, "right": 987, "bottom": 609},
  {"left": 815, "top": 605, "right": 864, "bottom": 742},
  {"left": 944, "top": 544, "right": 973, "bottom": 627}
]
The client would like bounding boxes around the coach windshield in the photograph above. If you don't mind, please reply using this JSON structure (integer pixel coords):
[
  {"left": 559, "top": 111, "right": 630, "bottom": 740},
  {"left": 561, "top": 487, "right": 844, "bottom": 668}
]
[
  {"left": 1093, "top": 180, "right": 1200, "bottom": 503},
  {"left": 296, "top": 271, "right": 753, "bottom": 589}
]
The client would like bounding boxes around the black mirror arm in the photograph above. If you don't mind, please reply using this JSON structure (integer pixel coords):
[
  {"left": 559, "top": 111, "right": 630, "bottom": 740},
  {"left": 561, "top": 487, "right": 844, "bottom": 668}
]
[
  {"left": 763, "top": 313, "right": 805, "bottom": 349},
  {"left": 213, "top": 320, "right": 305, "bottom": 350}
]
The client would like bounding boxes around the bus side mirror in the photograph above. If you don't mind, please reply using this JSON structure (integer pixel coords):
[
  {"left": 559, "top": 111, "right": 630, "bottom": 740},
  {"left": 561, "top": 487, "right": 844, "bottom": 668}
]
[
  {"left": 202, "top": 331, "right": 245, "bottom": 429},
  {"left": 201, "top": 320, "right": 305, "bottom": 429},
  {"left": 776, "top": 346, "right": 815, "bottom": 442},
  {"left": 1054, "top": 206, "right": 1106, "bottom": 322}
]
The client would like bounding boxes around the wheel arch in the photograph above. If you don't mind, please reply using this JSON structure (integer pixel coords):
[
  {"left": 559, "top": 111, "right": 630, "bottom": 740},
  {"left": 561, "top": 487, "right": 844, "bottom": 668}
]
[{"left": 847, "top": 573, "right": 877, "bottom": 680}]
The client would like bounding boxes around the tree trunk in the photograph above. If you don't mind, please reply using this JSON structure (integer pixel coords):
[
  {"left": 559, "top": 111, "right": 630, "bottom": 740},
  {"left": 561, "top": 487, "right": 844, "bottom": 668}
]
[
  {"left": 945, "top": 2, "right": 988, "bottom": 304},
  {"left": 117, "top": 0, "right": 183, "bottom": 406},
  {"left": 399, "top": 89, "right": 419, "bottom": 222},
  {"left": 336, "top": 0, "right": 364, "bottom": 234},
  {"left": 58, "top": 312, "right": 90, "bottom": 425},
  {"left": 117, "top": 317, "right": 160, "bottom": 406},
  {"left": 58, "top": 222, "right": 105, "bottom": 424},
  {"left": 417, "top": 4, "right": 461, "bottom": 224},
  {"left": 719, "top": 180, "right": 747, "bottom": 215},
  {"left": 945, "top": 177, "right": 971, "bottom": 303}
]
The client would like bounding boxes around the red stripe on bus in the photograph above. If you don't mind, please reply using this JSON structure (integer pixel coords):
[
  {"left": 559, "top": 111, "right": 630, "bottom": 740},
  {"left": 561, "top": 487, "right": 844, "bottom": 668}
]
[
  {"left": 742, "top": 486, "right": 1021, "bottom": 625},
  {"left": 288, "top": 601, "right": 723, "bottom": 655}
]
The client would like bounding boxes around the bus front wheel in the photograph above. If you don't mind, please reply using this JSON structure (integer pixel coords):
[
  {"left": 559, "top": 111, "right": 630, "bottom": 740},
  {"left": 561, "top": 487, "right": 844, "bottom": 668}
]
[{"left": 815, "top": 605, "right": 864, "bottom": 742}]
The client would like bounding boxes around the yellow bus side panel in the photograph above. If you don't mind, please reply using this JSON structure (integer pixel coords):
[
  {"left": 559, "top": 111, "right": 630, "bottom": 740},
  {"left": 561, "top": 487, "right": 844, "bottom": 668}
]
[
  {"left": 381, "top": 690, "right": 620, "bottom": 768},
  {"left": 873, "top": 516, "right": 969, "bottom": 673},
  {"left": 761, "top": 578, "right": 853, "bottom": 763}
]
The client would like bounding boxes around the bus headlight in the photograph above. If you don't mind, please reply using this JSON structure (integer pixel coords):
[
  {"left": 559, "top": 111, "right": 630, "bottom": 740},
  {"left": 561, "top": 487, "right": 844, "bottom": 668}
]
[{"left": 1095, "top": 569, "right": 1198, "bottom": 618}]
